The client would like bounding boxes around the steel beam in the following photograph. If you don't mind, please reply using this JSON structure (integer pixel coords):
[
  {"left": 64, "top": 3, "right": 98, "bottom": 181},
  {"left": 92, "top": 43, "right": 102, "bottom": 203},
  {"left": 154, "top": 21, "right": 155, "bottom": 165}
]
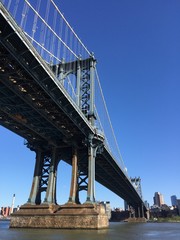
[
  {"left": 86, "top": 134, "right": 98, "bottom": 203},
  {"left": 44, "top": 148, "right": 58, "bottom": 204},
  {"left": 89, "top": 56, "right": 96, "bottom": 125},
  {"left": 27, "top": 149, "right": 43, "bottom": 204},
  {"left": 68, "top": 148, "right": 78, "bottom": 203}
]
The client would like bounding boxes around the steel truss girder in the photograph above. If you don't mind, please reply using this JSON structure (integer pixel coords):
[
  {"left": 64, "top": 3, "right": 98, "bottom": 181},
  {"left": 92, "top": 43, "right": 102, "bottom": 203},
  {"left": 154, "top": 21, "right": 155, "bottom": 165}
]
[
  {"left": 0, "top": 8, "right": 95, "bottom": 151},
  {"left": 78, "top": 173, "right": 88, "bottom": 192},
  {"left": 81, "top": 69, "right": 90, "bottom": 116},
  {"left": 40, "top": 155, "right": 51, "bottom": 193},
  {"left": 27, "top": 148, "right": 59, "bottom": 205},
  {"left": 0, "top": 53, "right": 83, "bottom": 147},
  {"left": 0, "top": 93, "right": 57, "bottom": 143},
  {"left": 0, "top": 109, "right": 45, "bottom": 147}
]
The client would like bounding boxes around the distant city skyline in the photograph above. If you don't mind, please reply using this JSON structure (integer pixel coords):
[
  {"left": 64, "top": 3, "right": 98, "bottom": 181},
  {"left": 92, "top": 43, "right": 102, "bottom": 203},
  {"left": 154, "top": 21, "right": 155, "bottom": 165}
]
[{"left": 0, "top": 188, "right": 179, "bottom": 211}]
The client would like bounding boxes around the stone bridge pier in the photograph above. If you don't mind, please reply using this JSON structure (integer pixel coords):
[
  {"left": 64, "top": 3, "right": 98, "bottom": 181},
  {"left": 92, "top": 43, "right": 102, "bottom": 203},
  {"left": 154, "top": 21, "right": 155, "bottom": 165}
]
[
  {"left": 10, "top": 135, "right": 109, "bottom": 229},
  {"left": 127, "top": 204, "right": 147, "bottom": 223}
]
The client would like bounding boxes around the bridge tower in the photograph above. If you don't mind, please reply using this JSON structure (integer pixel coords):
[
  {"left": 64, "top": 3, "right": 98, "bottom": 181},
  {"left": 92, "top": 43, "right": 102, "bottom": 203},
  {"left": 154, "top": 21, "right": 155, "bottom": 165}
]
[
  {"left": 10, "top": 55, "right": 108, "bottom": 229},
  {"left": 124, "top": 177, "right": 146, "bottom": 222},
  {"left": 25, "top": 56, "right": 100, "bottom": 205}
]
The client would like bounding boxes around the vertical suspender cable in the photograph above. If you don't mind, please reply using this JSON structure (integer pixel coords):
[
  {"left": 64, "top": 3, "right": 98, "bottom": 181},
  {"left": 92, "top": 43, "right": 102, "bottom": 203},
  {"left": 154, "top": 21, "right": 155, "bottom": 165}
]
[
  {"left": 7, "top": 0, "right": 12, "bottom": 11},
  {"left": 45, "top": 0, "right": 51, "bottom": 62},
  {"left": 63, "top": 23, "right": 68, "bottom": 61},
  {"left": 56, "top": 15, "right": 63, "bottom": 79},
  {"left": 50, "top": 5, "right": 57, "bottom": 67},
  {"left": 57, "top": 16, "right": 63, "bottom": 63},
  {"left": 32, "top": 0, "right": 41, "bottom": 43},
  {"left": 20, "top": 1, "right": 29, "bottom": 30},
  {"left": 24, "top": 0, "right": 79, "bottom": 59},
  {"left": 12, "top": 0, "right": 20, "bottom": 19}
]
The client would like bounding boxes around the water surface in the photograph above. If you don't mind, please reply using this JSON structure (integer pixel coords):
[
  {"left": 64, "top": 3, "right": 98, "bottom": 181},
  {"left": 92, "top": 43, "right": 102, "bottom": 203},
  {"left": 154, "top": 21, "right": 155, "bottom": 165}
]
[{"left": 0, "top": 220, "right": 180, "bottom": 240}]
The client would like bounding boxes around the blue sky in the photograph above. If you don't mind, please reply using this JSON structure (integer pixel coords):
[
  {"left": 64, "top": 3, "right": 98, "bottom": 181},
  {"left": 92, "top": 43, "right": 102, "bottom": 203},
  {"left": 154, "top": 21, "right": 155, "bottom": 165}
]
[{"left": 1, "top": 0, "right": 180, "bottom": 209}]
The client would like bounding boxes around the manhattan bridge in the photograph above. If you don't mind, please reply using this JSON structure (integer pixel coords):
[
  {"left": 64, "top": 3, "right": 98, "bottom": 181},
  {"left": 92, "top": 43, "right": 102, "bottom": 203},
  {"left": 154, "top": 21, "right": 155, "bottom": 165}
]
[{"left": 0, "top": 0, "right": 147, "bottom": 228}]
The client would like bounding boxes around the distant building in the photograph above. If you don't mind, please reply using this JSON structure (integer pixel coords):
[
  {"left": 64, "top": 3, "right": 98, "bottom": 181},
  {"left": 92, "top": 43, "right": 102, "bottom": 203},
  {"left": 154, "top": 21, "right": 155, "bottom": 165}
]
[
  {"left": 144, "top": 200, "right": 150, "bottom": 209},
  {"left": 1, "top": 207, "right": 11, "bottom": 217},
  {"left": 153, "top": 192, "right": 164, "bottom": 207},
  {"left": 159, "top": 193, "right": 164, "bottom": 206},
  {"left": 171, "top": 195, "right": 178, "bottom": 207},
  {"left": 177, "top": 199, "right": 180, "bottom": 215},
  {"left": 10, "top": 193, "right": 16, "bottom": 214},
  {"left": 100, "top": 201, "right": 111, "bottom": 219},
  {"left": 124, "top": 201, "right": 129, "bottom": 211}
]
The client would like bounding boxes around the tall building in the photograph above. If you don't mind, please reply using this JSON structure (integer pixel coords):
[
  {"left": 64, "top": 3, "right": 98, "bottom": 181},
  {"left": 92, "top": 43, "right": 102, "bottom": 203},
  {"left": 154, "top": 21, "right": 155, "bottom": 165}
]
[
  {"left": 153, "top": 192, "right": 164, "bottom": 207},
  {"left": 10, "top": 194, "right": 16, "bottom": 214},
  {"left": 171, "top": 195, "right": 178, "bottom": 207}
]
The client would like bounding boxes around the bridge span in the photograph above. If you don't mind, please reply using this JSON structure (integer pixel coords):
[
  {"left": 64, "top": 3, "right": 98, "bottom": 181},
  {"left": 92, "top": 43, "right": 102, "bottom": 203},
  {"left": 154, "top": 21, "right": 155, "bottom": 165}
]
[{"left": 0, "top": 0, "right": 147, "bottom": 228}]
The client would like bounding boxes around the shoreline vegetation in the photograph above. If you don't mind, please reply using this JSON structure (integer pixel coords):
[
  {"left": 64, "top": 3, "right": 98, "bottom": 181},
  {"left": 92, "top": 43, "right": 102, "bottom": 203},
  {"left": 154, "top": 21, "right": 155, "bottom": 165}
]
[{"left": 149, "top": 216, "right": 180, "bottom": 223}]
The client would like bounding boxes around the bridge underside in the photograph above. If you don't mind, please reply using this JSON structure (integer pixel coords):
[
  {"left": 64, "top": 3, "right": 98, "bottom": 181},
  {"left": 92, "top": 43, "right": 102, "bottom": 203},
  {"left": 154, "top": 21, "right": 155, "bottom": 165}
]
[{"left": 0, "top": 3, "right": 146, "bottom": 228}]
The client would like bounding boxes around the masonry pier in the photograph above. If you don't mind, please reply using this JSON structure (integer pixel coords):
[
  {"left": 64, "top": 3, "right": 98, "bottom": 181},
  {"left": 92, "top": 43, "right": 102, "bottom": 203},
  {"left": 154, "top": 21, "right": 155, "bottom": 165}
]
[
  {"left": 127, "top": 204, "right": 147, "bottom": 223},
  {"left": 10, "top": 134, "right": 109, "bottom": 229},
  {"left": 10, "top": 203, "right": 108, "bottom": 229}
]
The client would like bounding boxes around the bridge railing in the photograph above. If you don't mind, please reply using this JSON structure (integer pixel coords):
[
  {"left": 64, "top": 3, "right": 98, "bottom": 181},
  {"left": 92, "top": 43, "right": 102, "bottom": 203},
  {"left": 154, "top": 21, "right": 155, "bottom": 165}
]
[{"left": 1, "top": 0, "right": 128, "bottom": 176}]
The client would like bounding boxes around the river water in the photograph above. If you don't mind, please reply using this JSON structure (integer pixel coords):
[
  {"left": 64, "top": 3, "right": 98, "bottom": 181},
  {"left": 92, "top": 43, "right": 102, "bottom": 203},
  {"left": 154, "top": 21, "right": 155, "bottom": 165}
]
[{"left": 0, "top": 220, "right": 180, "bottom": 240}]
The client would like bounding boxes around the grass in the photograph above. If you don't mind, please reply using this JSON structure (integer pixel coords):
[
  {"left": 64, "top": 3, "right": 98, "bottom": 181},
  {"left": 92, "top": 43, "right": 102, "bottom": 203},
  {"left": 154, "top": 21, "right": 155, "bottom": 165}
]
[{"left": 154, "top": 216, "right": 180, "bottom": 222}]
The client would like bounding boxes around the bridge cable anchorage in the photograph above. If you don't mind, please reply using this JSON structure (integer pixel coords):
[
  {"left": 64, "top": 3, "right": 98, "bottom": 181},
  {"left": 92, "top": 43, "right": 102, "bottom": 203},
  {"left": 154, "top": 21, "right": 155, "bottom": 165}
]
[{"left": 95, "top": 68, "right": 126, "bottom": 172}]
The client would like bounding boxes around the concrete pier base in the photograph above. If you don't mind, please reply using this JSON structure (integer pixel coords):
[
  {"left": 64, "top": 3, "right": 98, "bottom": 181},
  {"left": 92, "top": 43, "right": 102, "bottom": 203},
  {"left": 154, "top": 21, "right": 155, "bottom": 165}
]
[{"left": 10, "top": 203, "right": 109, "bottom": 229}]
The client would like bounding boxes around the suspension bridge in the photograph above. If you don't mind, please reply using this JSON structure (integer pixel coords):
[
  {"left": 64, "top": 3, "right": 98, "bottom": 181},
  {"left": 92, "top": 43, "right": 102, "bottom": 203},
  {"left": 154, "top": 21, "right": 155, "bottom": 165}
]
[{"left": 0, "top": 0, "right": 147, "bottom": 228}]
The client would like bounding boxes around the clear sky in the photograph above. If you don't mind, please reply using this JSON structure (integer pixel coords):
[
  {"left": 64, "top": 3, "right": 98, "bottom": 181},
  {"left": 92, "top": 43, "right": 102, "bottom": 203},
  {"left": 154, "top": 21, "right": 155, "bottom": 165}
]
[{"left": 1, "top": 0, "right": 180, "bottom": 209}]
